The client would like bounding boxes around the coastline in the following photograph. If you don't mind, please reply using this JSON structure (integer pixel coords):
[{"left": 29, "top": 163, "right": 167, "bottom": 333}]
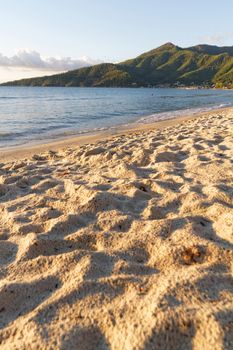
[{"left": 1, "top": 105, "right": 232, "bottom": 162}]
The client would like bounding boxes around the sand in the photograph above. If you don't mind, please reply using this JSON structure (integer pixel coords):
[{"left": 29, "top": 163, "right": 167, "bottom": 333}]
[{"left": 0, "top": 108, "right": 232, "bottom": 349}]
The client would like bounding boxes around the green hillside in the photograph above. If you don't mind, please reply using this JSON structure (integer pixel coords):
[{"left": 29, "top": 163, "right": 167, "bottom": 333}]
[{"left": 2, "top": 43, "right": 233, "bottom": 88}]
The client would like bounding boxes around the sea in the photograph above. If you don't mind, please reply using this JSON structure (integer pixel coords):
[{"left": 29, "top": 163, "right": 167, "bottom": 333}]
[{"left": 0, "top": 86, "right": 232, "bottom": 149}]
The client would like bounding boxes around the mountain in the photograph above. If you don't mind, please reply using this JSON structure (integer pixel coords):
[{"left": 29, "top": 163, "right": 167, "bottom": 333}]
[{"left": 2, "top": 43, "right": 233, "bottom": 88}]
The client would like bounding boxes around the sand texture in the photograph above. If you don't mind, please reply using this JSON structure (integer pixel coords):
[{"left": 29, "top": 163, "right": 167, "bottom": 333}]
[{"left": 0, "top": 110, "right": 232, "bottom": 349}]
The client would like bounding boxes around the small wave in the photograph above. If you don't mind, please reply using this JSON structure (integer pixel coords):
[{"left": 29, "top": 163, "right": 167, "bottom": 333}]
[
  {"left": 159, "top": 92, "right": 230, "bottom": 100},
  {"left": 0, "top": 97, "right": 19, "bottom": 100},
  {"left": 137, "top": 103, "right": 233, "bottom": 124},
  {"left": 0, "top": 96, "right": 35, "bottom": 100},
  {"left": 0, "top": 132, "right": 17, "bottom": 138},
  {"left": 160, "top": 96, "right": 176, "bottom": 99},
  {"left": 49, "top": 126, "right": 110, "bottom": 138}
]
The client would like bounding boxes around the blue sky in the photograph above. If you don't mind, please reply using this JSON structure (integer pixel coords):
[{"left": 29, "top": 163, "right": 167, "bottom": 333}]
[{"left": 0, "top": 0, "right": 233, "bottom": 82}]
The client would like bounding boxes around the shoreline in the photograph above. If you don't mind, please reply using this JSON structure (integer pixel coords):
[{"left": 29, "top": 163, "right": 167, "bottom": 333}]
[
  {"left": 1, "top": 84, "right": 232, "bottom": 90},
  {"left": 0, "top": 105, "right": 232, "bottom": 162}
]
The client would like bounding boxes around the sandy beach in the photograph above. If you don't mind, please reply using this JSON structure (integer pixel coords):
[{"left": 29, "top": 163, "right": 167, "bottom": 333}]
[{"left": 0, "top": 107, "right": 232, "bottom": 349}]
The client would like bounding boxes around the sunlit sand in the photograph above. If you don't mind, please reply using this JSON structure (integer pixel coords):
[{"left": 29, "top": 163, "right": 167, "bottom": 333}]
[{"left": 0, "top": 108, "right": 232, "bottom": 349}]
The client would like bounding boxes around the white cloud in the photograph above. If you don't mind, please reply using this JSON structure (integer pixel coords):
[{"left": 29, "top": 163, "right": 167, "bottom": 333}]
[
  {"left": 198, "top": 32, "right": 233, "bottom": 45},
  {"left": 0, "top": 49, "right": 103, "bottom": 72}
]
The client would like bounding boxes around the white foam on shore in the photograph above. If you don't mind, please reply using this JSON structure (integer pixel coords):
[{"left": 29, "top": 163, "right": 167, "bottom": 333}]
[{"left": 137, "top": 103, "right": 233, "bottom": 124}]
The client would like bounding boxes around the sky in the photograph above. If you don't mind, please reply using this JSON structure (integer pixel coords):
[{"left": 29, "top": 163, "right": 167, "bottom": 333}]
[{"left": 0, "top": 0, "right": 233, "bottom": 82}]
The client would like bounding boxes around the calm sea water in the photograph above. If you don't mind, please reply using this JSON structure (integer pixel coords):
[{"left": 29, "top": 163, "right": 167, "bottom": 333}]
[{"left": 0, "top": 86, "right": 232, "bottom": 148}]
